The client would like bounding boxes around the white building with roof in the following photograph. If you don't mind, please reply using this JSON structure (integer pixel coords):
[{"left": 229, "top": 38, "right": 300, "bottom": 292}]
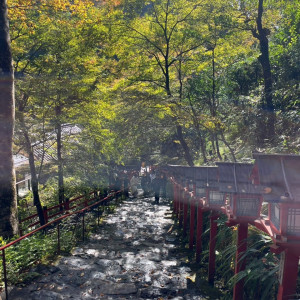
[{"left": 13, "top": 124, "right": 82, "bottom": 196}]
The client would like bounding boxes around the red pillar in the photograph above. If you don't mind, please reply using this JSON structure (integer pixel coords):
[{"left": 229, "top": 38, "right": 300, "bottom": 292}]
[
  {"left": 277, "top": 249, "right": 299, "bottom": 300},
  {"left": 189, "top": 182, "right": 196, "bottom": 250},
  {"left": 175, "top": 184, "right": 180, "bottom": 217},
  {"left": 208, "top": 213, "right": 218, "bottom": 284},
  {"left": 173, "top": 183, "right": 178, "bottom": 215},
  {"left": 189, "top": 197, "right": 196, "bottom": 249},
  {"left": 64, "top": 197, "right": 70, "bottom": 210},
  {"left": 196, "top": 202, "right": 203, "bottom": 263},
  {"left": 183, "top": 187, "right": 189, "bottom": 235},
  {"left": 43, "top": 206, "right": 48, "bottom": 223},
  {"left": 233, "top": 223, "right": 248, "bottom": 300},
  {"left": 179, "top": 187, "right": 183, "bottom": 227},
  {"left": 176, "top": 185, "right": 180, "bottom": 216}
]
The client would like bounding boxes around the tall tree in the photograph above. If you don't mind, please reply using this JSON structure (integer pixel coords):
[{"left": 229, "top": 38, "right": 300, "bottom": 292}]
[
  {"left": 116, "top": 0, "right": 209, "bottom": 166},
  {"left": 10, "top": 0, "right": 107, "bottom": 207},
  {"left": 239, "top": 0, "right": 277, "bottom": 144},
  {"left": 0, "top": 0, "right": 19, "bottom": 238},
  {"left": 16, "top": 93, "right": 45, "bottom": 225},
  {"left": 251, "top": 0, "right": 275, "bottom": 142}
]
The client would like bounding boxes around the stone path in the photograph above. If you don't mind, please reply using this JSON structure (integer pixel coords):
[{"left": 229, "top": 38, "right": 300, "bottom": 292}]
[{"left": 9, "top": 195, "right": 209, "bottom": 300}]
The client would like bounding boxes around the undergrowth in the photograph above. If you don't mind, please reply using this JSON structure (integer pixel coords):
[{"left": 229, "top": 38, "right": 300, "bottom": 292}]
[
  {"left": 170, "top": 203, "right": 282, "bottom": 300},
  {"left": 0, "top": 196, "right": 121, "bottom": 290}
]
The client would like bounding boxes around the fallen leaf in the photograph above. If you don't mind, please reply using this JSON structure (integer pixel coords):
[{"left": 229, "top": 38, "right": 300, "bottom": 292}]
[
  {"left": 167, "top": 225, "right": 174, "bottom": 233},
  {"left": 186, "top": 273, "right": 196, "bottom": 282}
]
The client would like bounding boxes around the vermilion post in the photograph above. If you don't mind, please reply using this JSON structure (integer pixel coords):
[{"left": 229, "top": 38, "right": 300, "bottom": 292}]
[
  {"left": 183, "top": 184, "right": 189, "bottom": 235},
  {"left": 84, "top": 196, "right": 88, "bottom": 207},
  {"left": 64, "top": 197, "right": 70, "bottom": 210},
  {"left": 179, "top": 187, "right": 183, "bottom": 227},
  {"left": 208, "top": 213, "right": 218, "bottom": 284},
  {"left": 175, "top": 184, "right": 179, "bottom": 216},
  {"left": 43, "top": 206, "right": 48, "bottom": 223},
  {"left": 277, "top": 249, "right": 299, "bottom": 300},
  {"left": 172, "top": 183, "right": 177, "bottom": 215},
  {"left": 189, "top": 196, "right": 195, "bottom": 249},
  {"left": 233, "top": 223, "right": 248, "bottom": 300},
  {"left": 196, "top": 201, "right": 203, "bottom": 263}
]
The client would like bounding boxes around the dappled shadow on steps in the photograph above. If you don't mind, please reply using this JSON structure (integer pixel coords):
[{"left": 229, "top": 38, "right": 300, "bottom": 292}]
[{"left": 9, "top": 195, "right": 222, "bottom": 300}]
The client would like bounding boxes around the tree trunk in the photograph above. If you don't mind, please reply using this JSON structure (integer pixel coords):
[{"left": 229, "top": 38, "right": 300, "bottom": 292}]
[
  {"left": 220, "top": 131, "right": 236, "bottom": 162},
  {"left": 198, "top": 130, "right": 207, "bottom": 163},
  {"left": 37, "top": 120, "right": 46, "bottom": 183},
  {"left": 0, "top": 0, "right": 19, "bottom": 238},
  {"left": 214, "top": 134, "right": 222, "bottom": 161},
  {"left": 56, "top": 105, "right": 64, "bottom": 210},
  {"left": 19, "top": 114, "right": 45, "bottom": 225},
  {"left": 211, "top": 48, "right": 222, "bottom": 161},
  {"left": 28, "top": 145, "right": 46, "bottom": 224},
  {"left": 210, "top": 135, "right": 216, "bottom": 155},
  {"left": 176, "top": 125, "right": 194, "bottom": 166},
  {"left": 165, "top": 56, "right": 194, "bottom": 166},
  {"left": 188, "top": 98, "right": 207, "bottom": 163},
  {"left": 253, "top": 0, "right": 275, "bottom": 141}
]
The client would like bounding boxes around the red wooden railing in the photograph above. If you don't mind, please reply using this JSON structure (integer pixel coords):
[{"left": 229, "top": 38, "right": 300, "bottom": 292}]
[
  {"left": 19, "top": 190, "right": 109, "bottom": 234},
  {"left": 0, "top": 188, "right": 123, "bottom": 300}
]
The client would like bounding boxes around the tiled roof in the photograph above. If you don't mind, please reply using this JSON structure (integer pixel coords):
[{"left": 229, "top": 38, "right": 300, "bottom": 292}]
[{"left": 14, "top": 124, "right": 82, "bottom": 167}]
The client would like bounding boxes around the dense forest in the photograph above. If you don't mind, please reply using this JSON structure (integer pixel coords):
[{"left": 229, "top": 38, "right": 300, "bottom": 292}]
[
  {"left": 0, "top": 1, "right": 299, "bottom": 298},
  {"left": 0, "top": 0, "right": 299, "bottom": 254}
]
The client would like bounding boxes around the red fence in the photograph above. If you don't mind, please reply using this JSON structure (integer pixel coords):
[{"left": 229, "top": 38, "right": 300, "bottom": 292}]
[
  {"left": 19, "top": 190, "right": 107, "bottom": 234},
  {"left": 0, "top": 188, "right": 123, "bottom": 300}
]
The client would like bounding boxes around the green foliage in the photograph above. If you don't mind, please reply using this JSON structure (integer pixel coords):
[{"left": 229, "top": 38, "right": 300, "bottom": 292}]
[
  {"left": 0, "top": 183, "right": 122, "bottom": 288},
  {"left": 17, "top": 191, "right": 35, "bottom": 220},
  {"left": 227, "top": 228, "right": 279, "bottom": 299},
  {"left": 271, "top": 1, "right": 300, "bottom": 111},
  {"left": 4, "top": 0, "right": 299, "bottom": 294},
  {"left": 9, "top": 0, "right": 299, "bottom": 176},
  {"left": 214, "top": 215, "right": 236, "bottom": 282},
  {"left": 194, "top": 213, "right": 280, "bottom": 299},
  {"left": 0, "top": 231, "right": 57, "bottom": 287},
  {"left": 0, "top": 204, "right": 107, "bottom": 288}
]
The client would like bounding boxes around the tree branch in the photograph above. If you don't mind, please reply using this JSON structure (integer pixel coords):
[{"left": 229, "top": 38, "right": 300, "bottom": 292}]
[{"left": 124, "top": 25, "right": 166, "bottom": 59}]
